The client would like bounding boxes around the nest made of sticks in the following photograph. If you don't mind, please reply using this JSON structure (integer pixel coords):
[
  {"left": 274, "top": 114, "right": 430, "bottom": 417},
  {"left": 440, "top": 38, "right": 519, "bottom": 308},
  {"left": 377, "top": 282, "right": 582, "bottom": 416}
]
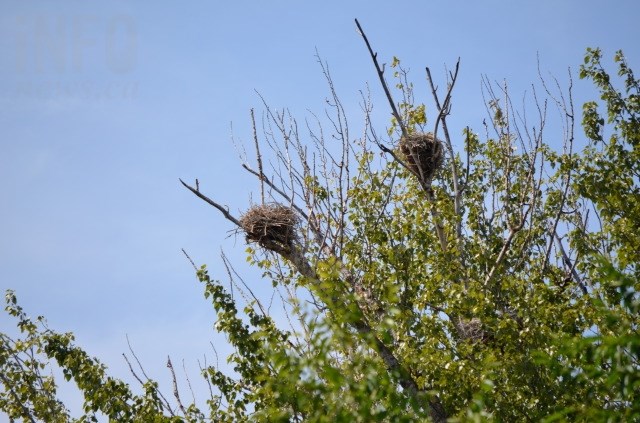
[
  {"left": 239, "top": 204, "right": 298, "bottom": 254},
  {"left": 456, "top": 317, "right": 492, "bottom": 344},
  {"left": 399, "top": 133, "right": 444, "bottom": 184}
]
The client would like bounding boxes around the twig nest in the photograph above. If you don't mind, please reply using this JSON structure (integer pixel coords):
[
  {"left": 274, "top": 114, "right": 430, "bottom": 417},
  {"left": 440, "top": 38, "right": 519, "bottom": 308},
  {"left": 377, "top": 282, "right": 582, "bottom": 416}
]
[
  {"left": 239, "top": 204, "right": 298, "bottom": 254},
  {"left": 456, "top": 318, "right": 491, "bottom": 344},
  {"left": 399, "top": 133, "right": 444, "bottom": 184}
]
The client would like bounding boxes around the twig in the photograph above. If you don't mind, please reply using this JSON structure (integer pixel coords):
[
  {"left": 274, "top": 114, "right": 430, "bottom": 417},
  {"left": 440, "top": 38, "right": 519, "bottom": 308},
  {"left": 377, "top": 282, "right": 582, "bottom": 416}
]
[
  {"left": 126, "top": 335, "right": 152, "bottom": 381},
  {"left": 426, "top": 60, "right": 460, "bottom": 140},
  {"left": 355, "top": 19, "right": 407, "bottom": 137},
  {"left": 182, "top": 359, "right": 197, "bottom": 406},
  {"left": 221, "top": 249, "right": 268, "bottom": 318},
  {"left": 426, "top": 60, "right": 462, "bottom": 227},
  {"left": 125, "top": 336, "right": 173, "bottom": 414},
  {"left": 241, "top": 164, "right": 309, "bottom": 220},
  {"left": 122, "top": 353, "right": 145, "bottom": 387},
  {"left": 539, "top": 63, "right": 576, "bottom": 272},
  {"left": 251, "top": 108, "right": 266, "bottom": 204},
  {"left": 122, "top": 352, "right": 176, "bottom": 415},
  {"left": 179, "top": 179, "right": 241, "bottom": 227},
  {"left": 555, "top": 233, "right": 588, "bottom": 295},
  {"left": 167, "top": 356, "right": 187, "bottom": 416},
  {"left": 181, "top": 248, "right": 198, "bottom": 272},
  {"left": 198, "top": 356, "right": 215, "bottom": 404}
]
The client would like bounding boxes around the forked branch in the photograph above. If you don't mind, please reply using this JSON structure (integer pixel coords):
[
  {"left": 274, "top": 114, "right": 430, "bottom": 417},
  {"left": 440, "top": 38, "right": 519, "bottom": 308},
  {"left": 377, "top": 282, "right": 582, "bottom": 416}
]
[
  {"left": 426, "top": 60, "right": 464, "bottom": 239},
  {"left": 426, "top": 60, "right": 460, "bottom": 142}
]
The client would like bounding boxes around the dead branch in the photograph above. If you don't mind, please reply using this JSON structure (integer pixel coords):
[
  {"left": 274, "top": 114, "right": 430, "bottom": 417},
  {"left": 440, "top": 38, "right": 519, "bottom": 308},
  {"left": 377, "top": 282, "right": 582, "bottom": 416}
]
[
  {"left": 241, "top": 164, "right": 309, "bottom": 220},
  {"left": 125, "top": 336, "right": 174, "bottom": 414},
  {"left": 354, "top": 19, "right": 407, "bottom": 137},
  {"left": 181, "top": 248, "right": 198, "bottom": 272},
  {"left": 181, "top": 359, "right": 197, "bottom": 406},
  {"left": 426, "top": 60, "right": 463, "bottom": 234},
  {"left": 179, "top": 179, "right": 241, "bottom": 227},
  {"left": 251, "top": 109, "right": 266, "bottom": 205},
  {"left": 122, "top": 353, "right": 145, "bottom": 387},
  {"left": 167, "top": 356, "right": 187, "bottom": 416},
  {"left": 426, "top": 59, "right": 460, "bottom": 145}
]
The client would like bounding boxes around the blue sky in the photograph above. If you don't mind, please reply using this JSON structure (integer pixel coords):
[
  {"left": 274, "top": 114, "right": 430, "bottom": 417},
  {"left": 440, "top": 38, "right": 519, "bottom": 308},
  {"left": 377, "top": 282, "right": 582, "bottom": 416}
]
[{"left": 1, "top": 0, "right": 639, "bottom": 416}]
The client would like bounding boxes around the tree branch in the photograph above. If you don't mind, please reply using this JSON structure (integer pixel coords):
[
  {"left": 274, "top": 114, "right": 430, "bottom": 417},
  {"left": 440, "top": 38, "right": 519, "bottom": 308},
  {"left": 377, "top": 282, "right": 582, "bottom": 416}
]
[
  {"left": 355, "top": 19, "right": 407, "bottom": 137},
  {"left": 125, "top": 336, "right": 174, "bottom": 414},
  {"left": 0, "top": 371, "right": 37, "bottom": 423},
  {"left": 426, "top": 60, "right": 462, "bottom": 233},
  {"left": 250, "top": 108, "right": 266, "bottom": 205},
  {"left": 179, "top": 179, "right": 242, "bottom": 227},
  {"left": 167, "top": 356, "right": 187, "bottom": 417},
  {"left": 554, "top": 233, "right": 588, "bottom": 295},
  {"left": 240, "top": 165, "right": 309, "bottom": 220}
]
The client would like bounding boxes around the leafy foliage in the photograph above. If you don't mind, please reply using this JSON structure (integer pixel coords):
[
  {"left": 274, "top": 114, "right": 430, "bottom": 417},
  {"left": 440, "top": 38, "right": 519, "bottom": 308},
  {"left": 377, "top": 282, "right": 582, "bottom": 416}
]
[{"left": 1, "top": 48, "right": 638, "bottom": 422}]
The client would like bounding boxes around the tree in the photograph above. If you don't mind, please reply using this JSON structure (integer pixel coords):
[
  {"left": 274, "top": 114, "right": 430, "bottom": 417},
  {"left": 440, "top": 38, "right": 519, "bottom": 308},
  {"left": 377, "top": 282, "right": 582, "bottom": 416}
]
[{"left": 2, "top": 21, "right": 639, "bottom": 421}]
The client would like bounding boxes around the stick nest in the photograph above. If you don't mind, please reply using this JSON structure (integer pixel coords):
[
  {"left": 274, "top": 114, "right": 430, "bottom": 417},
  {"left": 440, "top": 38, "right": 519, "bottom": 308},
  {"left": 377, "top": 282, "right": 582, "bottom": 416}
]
[
  {"left": 239, "top": 204, "right": 298, "bottom": 254},
  {"left": 399, "top": 133, "right": 444, "bottom": 184},
  {"left": 456, "top": 318, "right": 491, "bottom": 344}
]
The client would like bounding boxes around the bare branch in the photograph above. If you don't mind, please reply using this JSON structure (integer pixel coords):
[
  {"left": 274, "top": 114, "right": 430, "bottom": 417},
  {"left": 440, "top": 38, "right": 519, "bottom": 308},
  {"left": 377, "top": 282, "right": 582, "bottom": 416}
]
[
  {"left": 125, "top": 336, "right": 173, "bottom": 414},
  {"left": 221, "top": 249, "right": 268, "bottom": 318},
  {"left": 251, "top": 108, "right": 266, "bottom": 205},
  {"left": 167, "top": 356, "right": 187, "bottom": 417},
  {"left": 182, "top": 359, "right": 197, "bottom": 406},
  {"left": 181, "top": 248, "right": 198, "bottom": 272},
  {"left": 198, "top": 355, "right": 215, "bottom": 404},
  {"left": 354, "top": 19, "right": 407, "bottom": 137},
  {"left": 241, "top": 165, "right": 309, "bottom": 220},
  {"left": 122, "top": 353, "right": 145, "bottom": 387},
  {"left": 179, "top": 179, "right": 241, "bottom": 227},
  {"left": 426, "top": 59, "right": 460, "bottom": 145}
]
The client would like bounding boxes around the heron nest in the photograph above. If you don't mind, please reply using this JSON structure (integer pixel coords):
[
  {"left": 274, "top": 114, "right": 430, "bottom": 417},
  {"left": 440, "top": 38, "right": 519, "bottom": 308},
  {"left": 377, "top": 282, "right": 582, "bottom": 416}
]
[
  {"left": 239, "top": 204, "right": 297, "bottom": 254},
  {"left": 456, "top": 318, "right": 491, "bottom": 344},
  {"left": 399, "top": 133, "right": 444, "bottom": 184}
]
